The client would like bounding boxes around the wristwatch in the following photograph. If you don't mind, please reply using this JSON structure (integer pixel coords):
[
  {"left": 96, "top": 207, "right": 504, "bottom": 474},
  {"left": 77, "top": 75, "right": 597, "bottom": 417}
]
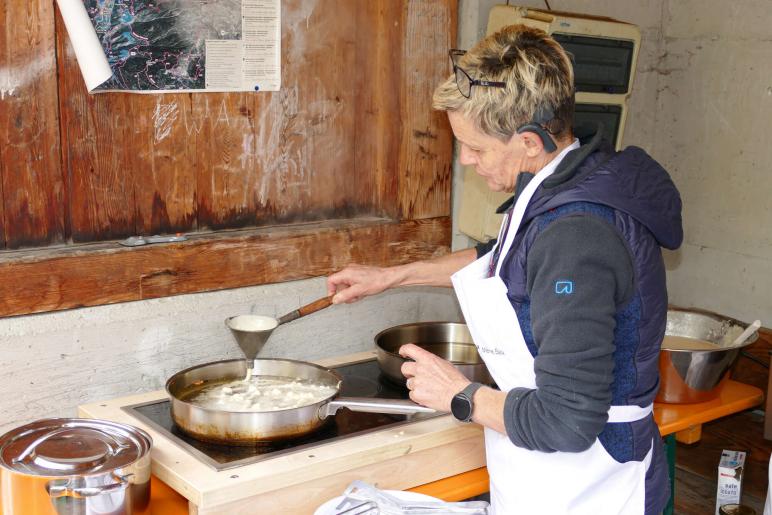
[{"left": 451, "top": 382, "right": 484, "bottom": 423}]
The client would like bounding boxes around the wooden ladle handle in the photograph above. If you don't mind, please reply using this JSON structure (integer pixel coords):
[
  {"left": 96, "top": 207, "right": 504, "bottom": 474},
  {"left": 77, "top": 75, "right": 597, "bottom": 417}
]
[
  {"left": 297, "top": 296, "right": 333, "bottom": 317},
  {"left": 277, "top": 296, "right": 333, "bottom": 325}
]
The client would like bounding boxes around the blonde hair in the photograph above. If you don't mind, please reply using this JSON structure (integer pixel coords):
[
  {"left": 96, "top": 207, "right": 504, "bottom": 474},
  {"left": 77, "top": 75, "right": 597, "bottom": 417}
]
[{"left": 433, "top": 24, "right": 574, "bottom": 142}]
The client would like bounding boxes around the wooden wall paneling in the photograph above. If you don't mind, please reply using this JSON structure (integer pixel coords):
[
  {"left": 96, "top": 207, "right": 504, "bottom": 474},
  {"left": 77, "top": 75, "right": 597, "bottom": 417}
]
[
  {"left": 354, "top": 0, "right": 402, "bottom": 219},
  {"left": 56, "top": 13, "right": 198, "bottom": 241},
  {"left": 1, "top": 1, "right": 456, "bottom": 317},
  {"left": 56, "top": 13, "right": 135, "bottom": 242},
  {"left": 0, "top": 0, "right": 65, "bottom": 249},
  {"left": 0, "top": 0, "right": 10, "bottom": 249},
  {"left": 0, "top": 9, "right": 5, "bottom": 250},
  {"left": 0, "top": 143, "right": 4, "bottom": 248},
  {"left": 288, "top": 0, "right": 359, "bottom": 221},
  {"left": 194, "top": 91, "right": 263, "bottom": 230},
  {"left": 137, "top": 93, "right": 197, "bottom": 235},
  {"left": 197, "top": 0, "right": 364, "bottom": 232},
  {"left": 0, "top": 217, "right": 451, "bottom": 317},
  {"left": 397, "top": 0, "right": 456, "bottom": 220}
]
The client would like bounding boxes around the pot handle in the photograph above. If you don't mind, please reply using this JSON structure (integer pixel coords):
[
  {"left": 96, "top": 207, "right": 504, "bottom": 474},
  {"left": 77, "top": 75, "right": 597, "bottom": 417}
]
[
  {"left": 13, "top": 426, "right": 128, "bottom": 465},
  {"left": 46, "top": 474, "right": 132, "bottom": 499},
  {"left": 320, "top": 397, "right": 436, "bottom": 418}
]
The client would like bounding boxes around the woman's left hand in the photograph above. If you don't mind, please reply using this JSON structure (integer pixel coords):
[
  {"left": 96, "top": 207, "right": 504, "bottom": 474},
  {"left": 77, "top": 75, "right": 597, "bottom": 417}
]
[{"left": 399, "top": 343, "right": 471, "bottom": 411}]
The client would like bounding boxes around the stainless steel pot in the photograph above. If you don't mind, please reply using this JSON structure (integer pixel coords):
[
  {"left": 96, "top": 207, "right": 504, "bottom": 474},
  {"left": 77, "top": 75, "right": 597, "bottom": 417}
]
[
  {"left": 657, "top": 308, "right": 759, "bottom": 403},
  {"left": 166, "top": 359, "right": 434, "bottom": 445},
  {"left": 374, "top": 322, "right": 494, "bottom": 386},
  {"left": 0, "top": 418, "right": 152, "bottom": 515}
]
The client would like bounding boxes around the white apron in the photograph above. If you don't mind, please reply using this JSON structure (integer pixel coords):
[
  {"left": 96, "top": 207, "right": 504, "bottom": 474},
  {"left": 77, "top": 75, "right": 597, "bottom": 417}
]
[{"left": 451, "top": 151, "right": 653, "bottom": 515}]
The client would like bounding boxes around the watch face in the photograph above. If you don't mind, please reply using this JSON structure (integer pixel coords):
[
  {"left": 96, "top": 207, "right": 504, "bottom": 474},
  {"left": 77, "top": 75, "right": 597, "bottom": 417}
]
[{"left": 451, "top": 394, "right": 472, "bottom": 422}]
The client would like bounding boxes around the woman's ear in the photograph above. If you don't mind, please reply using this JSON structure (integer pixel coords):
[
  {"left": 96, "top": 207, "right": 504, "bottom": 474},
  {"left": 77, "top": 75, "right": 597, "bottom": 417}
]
[
  {"left": 517, "top": 124, "right": 558, "bottom": 153},
  {"left": 519, "top": 131, "right": 545, "bottom": 157}
]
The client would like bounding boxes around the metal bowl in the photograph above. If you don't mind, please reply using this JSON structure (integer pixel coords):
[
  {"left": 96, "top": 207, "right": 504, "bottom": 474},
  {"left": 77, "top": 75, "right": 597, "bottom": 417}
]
[
  {"left": 374, "top": 322, "right": 494, "bottom": 387},
  {"left": 656, "top": 308, "right": 759, "bottom": 404}
]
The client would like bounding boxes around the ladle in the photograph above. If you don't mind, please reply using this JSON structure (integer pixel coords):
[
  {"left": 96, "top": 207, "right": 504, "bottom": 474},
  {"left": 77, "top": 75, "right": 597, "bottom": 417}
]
[
  {"left": 225, "top": 296, "right": 333, "bottom": 376},
  {"left": 730, "top": 319, "right": 761, "bottom": 348}
]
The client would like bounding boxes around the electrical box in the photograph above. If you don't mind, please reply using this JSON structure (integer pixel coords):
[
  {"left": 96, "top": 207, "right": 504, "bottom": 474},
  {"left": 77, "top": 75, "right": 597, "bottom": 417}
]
[{"left": 458, "top": 5, "right": 641, "bottom": 243}]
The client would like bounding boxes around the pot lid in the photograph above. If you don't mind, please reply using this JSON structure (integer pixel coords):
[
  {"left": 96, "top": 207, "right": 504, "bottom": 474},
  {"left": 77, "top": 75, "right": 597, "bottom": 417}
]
[{"left": 0, "top": 418, "right": 151, "bottom": 477}]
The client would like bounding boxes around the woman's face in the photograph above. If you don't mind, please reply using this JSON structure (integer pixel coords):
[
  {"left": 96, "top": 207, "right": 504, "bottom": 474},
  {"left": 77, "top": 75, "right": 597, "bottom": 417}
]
[{"left": 448, "top": 111, "right": 526, "bottom": 193}]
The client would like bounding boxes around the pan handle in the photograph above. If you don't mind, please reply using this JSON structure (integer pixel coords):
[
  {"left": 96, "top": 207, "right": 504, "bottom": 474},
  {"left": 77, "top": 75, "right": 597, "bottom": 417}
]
[
  {"left": 320, "top": 397, "right": 436, "bottom": 418},
  {"left": 46, "top": 474, "right": 131, "bottom": 498}
]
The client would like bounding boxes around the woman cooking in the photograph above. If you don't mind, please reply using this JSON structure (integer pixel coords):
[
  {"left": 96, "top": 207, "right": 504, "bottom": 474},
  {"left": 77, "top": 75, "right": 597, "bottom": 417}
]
[{"left": 327, "top": 24, "right": 682, "bottom": 515}]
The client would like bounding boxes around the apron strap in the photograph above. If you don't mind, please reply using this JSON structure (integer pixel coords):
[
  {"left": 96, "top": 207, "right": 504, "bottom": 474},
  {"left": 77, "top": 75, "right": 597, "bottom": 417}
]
[{"left": 607, "top": 403, "right": 653, "bottom": 423}]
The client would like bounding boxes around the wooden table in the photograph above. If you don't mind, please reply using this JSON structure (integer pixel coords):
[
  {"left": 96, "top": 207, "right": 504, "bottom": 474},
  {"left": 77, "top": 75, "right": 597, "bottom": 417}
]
[{"left": 122, "top": 379, "right": 766, "bottom": 514}]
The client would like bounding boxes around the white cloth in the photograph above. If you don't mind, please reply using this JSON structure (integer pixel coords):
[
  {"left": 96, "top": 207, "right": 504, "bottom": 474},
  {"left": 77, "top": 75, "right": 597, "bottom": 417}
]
[{"left": 451, "top": 141, "right": 653, "bottom": 514}]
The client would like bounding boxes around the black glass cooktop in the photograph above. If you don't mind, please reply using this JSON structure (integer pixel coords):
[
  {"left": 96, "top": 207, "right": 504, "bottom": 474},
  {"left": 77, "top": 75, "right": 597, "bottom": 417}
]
[{"left": 122, "top": 359, "right": 439, "bottom": 471}]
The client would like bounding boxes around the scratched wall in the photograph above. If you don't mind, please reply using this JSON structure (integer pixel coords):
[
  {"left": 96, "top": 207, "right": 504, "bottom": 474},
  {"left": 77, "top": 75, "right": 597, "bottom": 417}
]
[{"left": 0, "top": 0, "right": 454, "bottom": 248}]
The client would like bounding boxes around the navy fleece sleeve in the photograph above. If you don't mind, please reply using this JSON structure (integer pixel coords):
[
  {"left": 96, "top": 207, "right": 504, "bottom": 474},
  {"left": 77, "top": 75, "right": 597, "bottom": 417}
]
[{"left": 502, "top": 214, "right": 634, "bottom": 452}]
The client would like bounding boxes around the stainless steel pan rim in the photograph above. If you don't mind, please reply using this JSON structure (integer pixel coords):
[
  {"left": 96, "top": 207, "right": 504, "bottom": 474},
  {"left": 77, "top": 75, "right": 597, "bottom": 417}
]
[
  {"left": 165, "top": 358, "right": 342, "bottom": 415},
  {"left": 374, "top": 321, "right": 494, "bottom": 386},
  {"left": 374, "top": 321, "right": 477, "bottom": 361}
]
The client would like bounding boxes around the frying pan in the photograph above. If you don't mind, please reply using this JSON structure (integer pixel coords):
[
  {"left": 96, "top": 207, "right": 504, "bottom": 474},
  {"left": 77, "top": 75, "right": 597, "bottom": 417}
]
[
  {"left": 374, "top": 322, "right": 494, "bottom": 387},
  {"left": 166, "top": 359, "right": 434, "bottom": 445}
]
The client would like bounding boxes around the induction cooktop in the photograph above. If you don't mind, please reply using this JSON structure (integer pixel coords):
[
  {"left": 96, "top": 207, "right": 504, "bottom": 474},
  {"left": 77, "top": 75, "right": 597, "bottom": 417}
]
[{"left": 122, "top": 358, "right": 440, "bottom": 471}]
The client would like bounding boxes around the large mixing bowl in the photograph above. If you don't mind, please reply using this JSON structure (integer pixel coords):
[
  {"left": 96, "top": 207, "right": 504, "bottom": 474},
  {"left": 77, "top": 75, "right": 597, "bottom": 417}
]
[{"left": 656, "top": 308, "right": 759, "bottom": 404}]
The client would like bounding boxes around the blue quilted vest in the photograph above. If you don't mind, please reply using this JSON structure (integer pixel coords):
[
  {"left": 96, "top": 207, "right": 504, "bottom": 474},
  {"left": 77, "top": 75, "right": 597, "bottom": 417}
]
[{"left": 498, "top": 135, "right": 683, "bottom": 514}]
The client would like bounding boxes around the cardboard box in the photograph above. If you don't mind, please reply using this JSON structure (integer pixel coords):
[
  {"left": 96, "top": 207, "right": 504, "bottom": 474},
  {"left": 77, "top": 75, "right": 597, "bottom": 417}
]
[{"left": 716, "top": 450, "right": 746, "bottom": 515}]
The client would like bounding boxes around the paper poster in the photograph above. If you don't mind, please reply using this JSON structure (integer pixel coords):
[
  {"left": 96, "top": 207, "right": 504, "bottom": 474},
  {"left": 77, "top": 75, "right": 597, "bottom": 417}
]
[{"left": 55, "top": 0, "right": 281, "bottom": 93}]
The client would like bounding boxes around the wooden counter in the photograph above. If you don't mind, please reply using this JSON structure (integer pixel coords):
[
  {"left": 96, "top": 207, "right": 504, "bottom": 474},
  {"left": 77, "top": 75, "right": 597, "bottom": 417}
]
[
  {"left": 79, "top": 351, "right": 485, "bottom": 514},
  {"left": 82, "top": 351, "right": 763, "bottom": 514}
]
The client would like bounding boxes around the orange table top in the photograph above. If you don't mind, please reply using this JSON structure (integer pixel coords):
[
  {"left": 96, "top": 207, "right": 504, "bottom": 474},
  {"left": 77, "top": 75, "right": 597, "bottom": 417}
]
[
  {"left": 654, "top": 379, "right": 763, "bottom": 435},
  {"left": 149, "top": 476, "right": 187, "bottom": 515},
  {"left": 147, "top": 379, "right": 764, "bottom": 513}
]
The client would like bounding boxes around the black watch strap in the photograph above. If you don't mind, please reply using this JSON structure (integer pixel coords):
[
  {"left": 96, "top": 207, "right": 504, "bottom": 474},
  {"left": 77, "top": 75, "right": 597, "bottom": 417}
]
[{"left": 451, "top": 382, "right": 484, "bottom": 423}]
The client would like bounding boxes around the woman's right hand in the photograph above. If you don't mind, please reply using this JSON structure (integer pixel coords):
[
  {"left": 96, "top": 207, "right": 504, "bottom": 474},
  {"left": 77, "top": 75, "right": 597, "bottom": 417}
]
[
  {"left": 327, "top": 249, "right": 476, "bottom": 304},
  {"left": 326, "top": 264, "right": 401, "bottom": 304}
]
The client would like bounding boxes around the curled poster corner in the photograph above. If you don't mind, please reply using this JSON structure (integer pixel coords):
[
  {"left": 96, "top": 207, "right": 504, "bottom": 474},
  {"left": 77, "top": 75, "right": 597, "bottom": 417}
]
[{"left": 55, "top": 0, "right": 112, "bottom": 92}]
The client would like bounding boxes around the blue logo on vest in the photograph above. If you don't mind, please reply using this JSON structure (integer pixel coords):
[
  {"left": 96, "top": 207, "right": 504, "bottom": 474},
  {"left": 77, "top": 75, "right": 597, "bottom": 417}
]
[{"left": 555, "top": 280, "right": 573, "bottom": 295}]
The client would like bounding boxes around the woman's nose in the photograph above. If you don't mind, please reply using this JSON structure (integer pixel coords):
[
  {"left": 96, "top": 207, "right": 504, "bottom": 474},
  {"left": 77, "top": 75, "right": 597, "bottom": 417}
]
[{"left": 459, "top": 146, "right": 476, "bottom": 166}]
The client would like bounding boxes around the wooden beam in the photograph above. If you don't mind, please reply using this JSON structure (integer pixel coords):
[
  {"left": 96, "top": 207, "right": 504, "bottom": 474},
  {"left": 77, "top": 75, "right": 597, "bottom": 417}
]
[{"left": 0, "top": 217, "right": 450, "bottom": 317}]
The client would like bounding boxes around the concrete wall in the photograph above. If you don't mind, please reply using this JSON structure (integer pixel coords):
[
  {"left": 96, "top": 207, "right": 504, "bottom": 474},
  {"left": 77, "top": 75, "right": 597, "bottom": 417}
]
[
  {"left": 0, "top": 279, "right": 460, "bottom": 434},
  {"left": 657, "top": 1, "right": 772, "bottom": 324}
]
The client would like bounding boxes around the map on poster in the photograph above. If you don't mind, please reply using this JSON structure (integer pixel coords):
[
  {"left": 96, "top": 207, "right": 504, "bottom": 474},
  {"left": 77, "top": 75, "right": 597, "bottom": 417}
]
[{"left": 56, "top": 0, "right": 280, "bottom": 93}]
